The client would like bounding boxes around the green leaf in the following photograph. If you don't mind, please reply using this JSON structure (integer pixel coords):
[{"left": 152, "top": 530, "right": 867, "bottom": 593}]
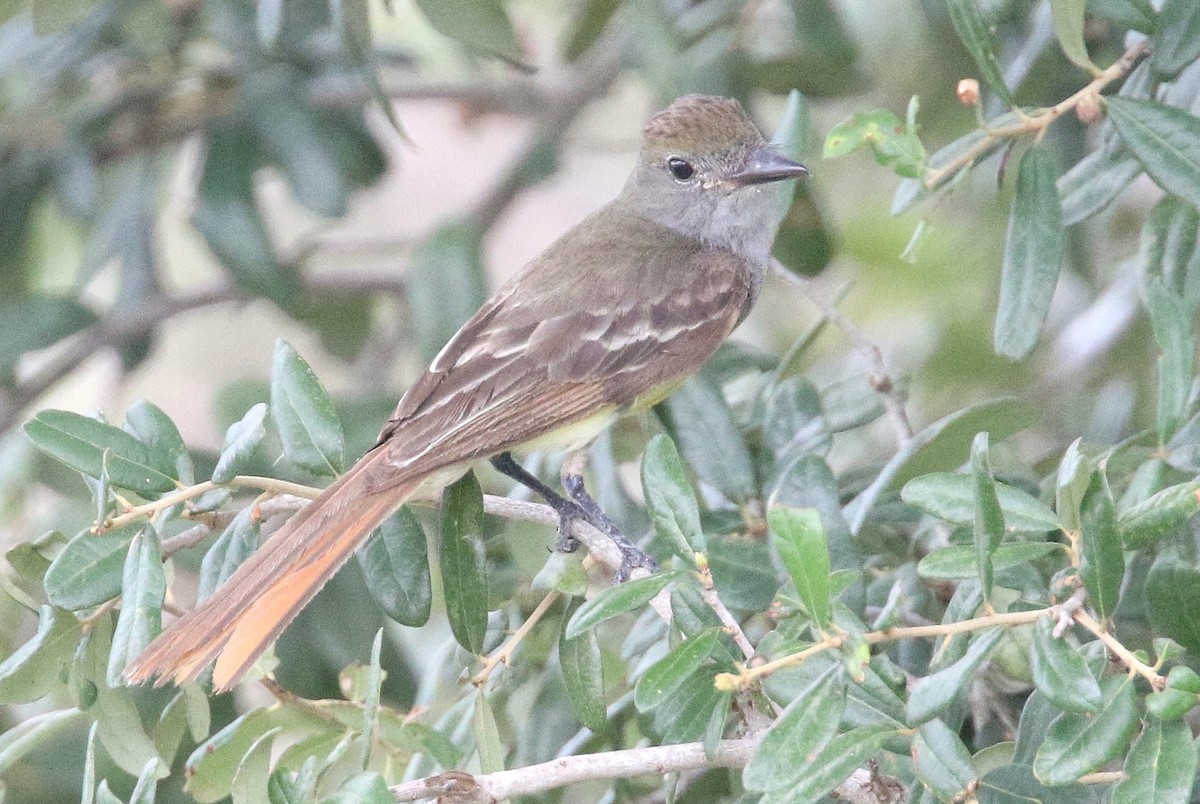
[
  {"left": 413, "top": 0, "right": 524, "bottom": 63},
  {"left": 107, "top": 526, "right": 165, "bottom": 687},
  {"left": 767, "top": 506, "right": 831, "bottom": 630},
  {"left": 1055, "top": 438, "right": 1091, "bottom": 533},
  {"left": 1058, "top": 147, "right": 1141, "bottom": 225},
  {"left": 95, "top": 686, "right": 168, "bottom": 779},
  {"left": 1144, "top": 551, "right": 1200, "bottom": 654},
  {"left": 0, "top": 708, "right": 87, "bottom": 776},
  {"left": 325, "top": 771, "right": 391, "bottom": 804},
  {"left": 124, "top": 400, "right": 190, "bottom": 484},
  {"left": 823, "top": 108, "right": 927, "bottom": 178},
  {"left": 1078, "top": 472, "right": 1123, "bottom": 620},
  {"left": 1086, "top": 0, "right": 1154, "bottom": 32},
  {"left": 913, "top": 719, "right": 977, "bottom": 801},
  {"left": 1147, "top": 282, "right": 1195, "bottom": 445},
  {"left": 1029, "top": 615, "right": 1103, "bottom": 713},
  {"left": 45, "top": 524, "right": 140, "bottom": 610},
  {"left": 1145, "top": 688, "right": 1196, "bottom": 720},
  {"left": 641, "top": 433, "right": 705, "bottom": 560},
  {"left": 772, "top": 91, "right": 833, "bottom": 277},
  {"left": 660, "top": 375, "right": 757, "bottom": 503},
  {"left": 185, "top": 710, "right": 276, "bottom": 802},
  {"left": 270, "top": 339, "right": 345, "bottom": 476},
  {"left": 977, "top": 763, "right": 1092, "bottom": 803},
  {"left": 1050, "top": 0, "right": 1095, "bottom": 72},
  {"left": 246, "top": 72, "right": 349, "bottom": 218},
  {"left": 916, "top": 542, "right": 1062, "bottom": 579},
  {"left": 24, "top": 410, "right": 178, "bottom": 495},
  {"left": 743, "top": 665, "right": 846, "bottom": 792},
  {"left": 1151, "top": 0, "right": 1200, "bottom": 79},
  {"left": 901, "top": 472, "right": 1059, "bottom": 533},
  {"left": 1106, "top": 97, "right": 1200, "bottom": 209},
  {"left": 558, "top": 598, "right": 606, "bottom": 732},
  {"left": 440, "top": 471, "right": 488, "bottom": 654},
  {"left": 994, "top": 145, "right": 1065, "bottom": 359},
  {"left": 129, "top": 757, "right": 160, "bottom": 804},
  {"left": 564, "top": 570, "right": 685, "bottom": 639},
  {"left": 1112, "top": 719, "right": 1199, "bottom": 803},
  {"left": 193, "top": 126, "right": 302, "bottom": 307},
  {"left": 406, "top": 220, "right": 488, "bottom": 364},
  {"left": 473, "top": 692, "right": 504, "bottom": 773},
  {"left": 651, "top": 665, "right": 724, "bottom": 744},
  {"left": 847, "top": 398, "right": 1037, "bottom": 533},
  {"left": 0, "top": 295, "right": 96, "bottom": 382},
  {"left": 212, "top": 403, "right": 268, "bottom": 484},
  {"left": 1033, "top": 675, "right": 1138, "bottom": 784},
  {"left": 230, "top": 727, "right": 280, "bottom": 804},
  {"left": 1139, "top": 196, "right": 1200, "bottom": 308},
  {"left": 0, "top": 605, "right": 81, "bottom": 705},
  {"left": 634, "top": 628, "right": 721, "bottom": 712},
  {"left": 356, "top": 506, "right": 431, "bottom": 627},
  {"left": 772, "top": 453, "right": 860, "bottom": 572},
  {"left": 198, "top": 508, "right": 261, "bottom": 603},
  {"left": 1119, "top": 479, "right": 1200, "bottom": 548},
  {"left": 360, "top": 629, "right": 384, "bottom": 770},
  {"left": 760, "top": 725, "right": 895, "bottom": 803},
  {"left": 562, "top": 0, "right": 621, "bottom": 61},
  {"left": 82, "top": 721, "right": 97, "bottom": 804},
  {"left": 944, "top": 0, "right": 1016, "bottom": 107},
  {"left": 907, "top": 628, "right": 1005, "bottom": 724},
  {"left": 971, "top": 433, "right": 1006, "bottom": 602},
  {"left": 762, "top": 377, "right": 830, "bottom": 463}
]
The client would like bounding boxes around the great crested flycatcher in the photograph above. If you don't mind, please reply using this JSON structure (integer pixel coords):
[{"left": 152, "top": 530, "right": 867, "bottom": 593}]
[{"left": 127, "top": 93, "right": 808, "bottom": 691}]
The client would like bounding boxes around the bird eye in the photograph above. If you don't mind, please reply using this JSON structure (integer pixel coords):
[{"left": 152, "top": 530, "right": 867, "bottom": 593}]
[{"left": 667, "top": 157, "right": 695, "bottom": 181}]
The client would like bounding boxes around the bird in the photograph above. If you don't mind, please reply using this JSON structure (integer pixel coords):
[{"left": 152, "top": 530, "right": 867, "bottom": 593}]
[{"left": 126, "top": 93, "right": 809, "bottom": 691}]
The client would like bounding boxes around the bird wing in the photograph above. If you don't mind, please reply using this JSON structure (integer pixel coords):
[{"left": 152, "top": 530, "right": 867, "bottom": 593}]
[{"left": 370, "top": 247, "right": 753, "bottom": 483}]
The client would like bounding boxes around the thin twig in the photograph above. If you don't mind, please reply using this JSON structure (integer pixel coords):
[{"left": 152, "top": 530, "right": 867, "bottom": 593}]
[
  {"left": 1074, "top": 610, "right": 1166, "bottom": 690},
  {"left": 770, "top": 262, "right": 914, "bottom": 442},
  {"left": 718, "top": 606, "right": 1049, "bottom": 691},
  {"left": 471, "top": 590, "right": 561, "bottom": 685},
  {"left": 922, "top": 39, "right": 1150, "bottom": 189},
  {"left": 389, "top": 736, "right": 761, "bottom": 801},
  {"left": 697, "top": 559, "right": 754, "bottom": 661}
]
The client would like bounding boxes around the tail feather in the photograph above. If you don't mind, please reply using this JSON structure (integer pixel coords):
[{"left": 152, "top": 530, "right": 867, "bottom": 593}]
[{"left": 126, "top": 449, "right": 422, "bottom": 691}]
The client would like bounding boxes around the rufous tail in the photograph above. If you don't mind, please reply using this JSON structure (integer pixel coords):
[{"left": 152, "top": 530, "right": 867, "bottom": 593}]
[{"left": 125, "top": 448, "right": 421, "bottom": 691}]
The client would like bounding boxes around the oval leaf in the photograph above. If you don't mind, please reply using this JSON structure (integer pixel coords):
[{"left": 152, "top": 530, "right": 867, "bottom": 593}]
[
  {"left": 641, "top": 433, "right": 705, "bottom": 560},
  {"left": 902, "top": 472, "right": 1059, "bottom": 533},
  {"left": 1029, "top": 615, "right": 1103, "bottom": 713},
  {"left": 558, "top": 599, "right": 607, "bottom": 732},
  {"left": 994, "top": 145, "right": 1065, "bottom": 360},
  {"left": 564, "top": 570, "right": 685, "bottom": 640},
  {"left": 1033, "top": 675, "right": 1138, "bottom": 784},
  {"left": 440, "top": 471, "right": 488, "bottom": 654},
  {"left": 634, "top": 628, "right": 721, "bottom": 712},
  {"left": 270, "top": 339, "right": 345, "bottom": 476},
  {"left": 767, "top": 506, "right": 831, "bottom": 630},
  {"left": 743, "top": 665, "right": 846, "bottom": 792},
  {"left": 1106, "top": 97, "right": 1200, "bottom": 209},
  {"left": 356, "top": 506, "right": 431, "bottom": 627}
]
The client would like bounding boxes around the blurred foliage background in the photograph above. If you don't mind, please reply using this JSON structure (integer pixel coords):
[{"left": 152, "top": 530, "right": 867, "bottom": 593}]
[{"left": 3, "top": 0, "right": 1200, "bottom": 801}]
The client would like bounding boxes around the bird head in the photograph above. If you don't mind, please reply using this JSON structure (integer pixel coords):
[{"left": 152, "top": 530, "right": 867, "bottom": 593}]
[{"left": 627, "top": 94, "right": 809, "bottom": 262}]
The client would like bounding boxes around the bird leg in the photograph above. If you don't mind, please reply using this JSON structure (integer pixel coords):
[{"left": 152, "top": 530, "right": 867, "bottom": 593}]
[{"left": 490, "top": 452, "right": 657, "bottom": 580}]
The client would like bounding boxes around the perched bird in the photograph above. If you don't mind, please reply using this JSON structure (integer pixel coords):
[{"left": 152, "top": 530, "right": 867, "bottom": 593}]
[{"left": 127, "top": 93, "right": 808, "bottom": 691}]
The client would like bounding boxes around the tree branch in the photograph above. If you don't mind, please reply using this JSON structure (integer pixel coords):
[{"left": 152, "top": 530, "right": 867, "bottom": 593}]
[
  {"left": 389, "top": 736, "right": 760, "bottom": 801},
  {"left": 0, "top": 272, "right": 410, "bottom": 434}
]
